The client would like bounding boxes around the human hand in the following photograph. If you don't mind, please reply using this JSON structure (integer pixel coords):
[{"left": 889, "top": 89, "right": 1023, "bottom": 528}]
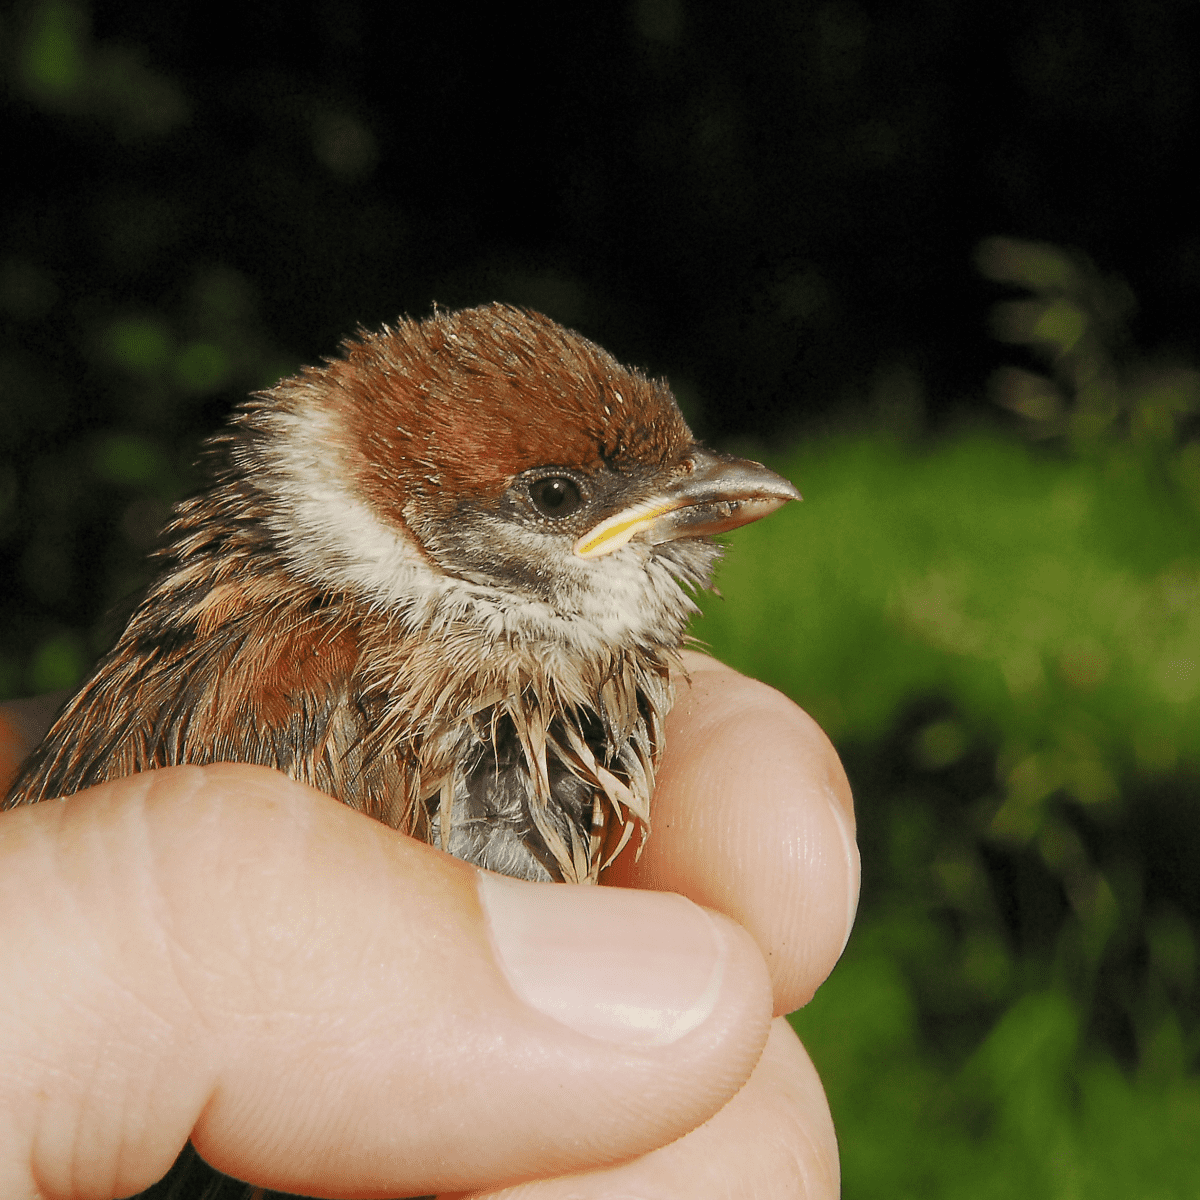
[{"left": 0, "top": 653, "right": 857, "bottom": 1199}]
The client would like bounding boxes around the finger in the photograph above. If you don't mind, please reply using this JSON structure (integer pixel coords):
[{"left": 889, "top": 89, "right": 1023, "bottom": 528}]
[
  {"left": 607, "top": 653, "right": 859, "bottom": 1016},
  {"left": 452, "top": 1017, "right": 839, "bottom": 1200},
  {"left": 0, "top": 764, "right": 773, "bottom": 1199}
]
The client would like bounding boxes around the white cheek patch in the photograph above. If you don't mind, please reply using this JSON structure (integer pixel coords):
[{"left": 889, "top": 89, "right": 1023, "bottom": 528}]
[{"left": 250, "top": 401, "right": 450, "bottom": 610}]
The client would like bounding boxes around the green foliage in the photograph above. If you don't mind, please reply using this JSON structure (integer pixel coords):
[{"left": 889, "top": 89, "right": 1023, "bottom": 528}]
[
  {"left": 14, "top": 0, "right": 189, "bottom": 138},
  {"left": 694, "top": 241, "right": 1200, "bottom": 1195},
  {"left": 90, "top": 432, "right": 171, "bottom": 488},
  {"left": 977, "top": 237, "right": 1200, "bottom": 452},
  {"left": 793, "top": 940, "right": 1200, "bottom": 1198},
  {"left": 701, "top": 429, "right": 1200, "bottom": 1017},
  {"left": 699, "top": 430, "right": 1200, "bottom": 810},
  {"left": 20, "top": 0, "right": 85, "bottom": 99},
  {"left": 28, "top": 630, "right": 87, "bottom": 693}
]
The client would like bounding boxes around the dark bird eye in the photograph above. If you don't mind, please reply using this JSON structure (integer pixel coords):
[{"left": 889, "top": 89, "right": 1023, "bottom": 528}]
[{"left": 529, "top": 475, "right": 582, "bottom": 519}]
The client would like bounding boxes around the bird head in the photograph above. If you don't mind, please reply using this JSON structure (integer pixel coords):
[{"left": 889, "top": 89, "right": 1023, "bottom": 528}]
[{"left": 232, "top": 304, "right": 799, "bottom": 656}]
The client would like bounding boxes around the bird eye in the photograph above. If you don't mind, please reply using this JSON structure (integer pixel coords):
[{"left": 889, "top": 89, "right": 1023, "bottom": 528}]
[{"left": 528, "top": 475, "right": 583, "bottom": 519}]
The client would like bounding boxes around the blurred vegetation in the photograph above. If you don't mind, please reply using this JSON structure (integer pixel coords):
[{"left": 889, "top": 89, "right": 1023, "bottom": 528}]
[
  {"left": 699, "top": 239, "right": 1200, "bottom": 1195},
  {"left": 4, "top": 2, "right": 1200, "bottom": 1195}
]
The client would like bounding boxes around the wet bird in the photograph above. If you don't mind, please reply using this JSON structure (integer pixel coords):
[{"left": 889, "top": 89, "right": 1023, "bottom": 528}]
[{"left": 5, "top": 303, "right": 799, "bottom": 1198}]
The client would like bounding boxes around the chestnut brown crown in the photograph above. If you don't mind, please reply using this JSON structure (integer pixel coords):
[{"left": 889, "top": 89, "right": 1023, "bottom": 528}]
[{"left": 337, "top": 303, "right": 695, "bottom": 499}]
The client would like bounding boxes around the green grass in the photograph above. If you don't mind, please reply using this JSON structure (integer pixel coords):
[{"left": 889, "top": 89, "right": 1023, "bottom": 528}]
[
  {"left": 693, "top": 430, "right": 1200, "bottom": 1197},
  {"left": 793, "top": 935, "right": 1200, "bottom": 1199},
  {"left": 697, "top": 432, "right": 1200, "bottom": 815}
]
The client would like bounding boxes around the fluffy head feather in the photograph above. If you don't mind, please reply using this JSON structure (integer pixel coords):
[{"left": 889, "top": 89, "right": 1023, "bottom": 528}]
[{"left": 334, "top": 303, "right": 694, "bottom": 499}]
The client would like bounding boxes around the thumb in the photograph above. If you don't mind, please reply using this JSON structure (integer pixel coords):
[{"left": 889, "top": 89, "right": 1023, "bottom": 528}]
[{"left": 0, "top": 764, "right": 772, "bottom": 1199}]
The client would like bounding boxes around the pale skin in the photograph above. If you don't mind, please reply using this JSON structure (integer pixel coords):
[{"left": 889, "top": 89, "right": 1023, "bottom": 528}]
[{"left": 0, "top": 652, "right": 858, "bottom": 1199}]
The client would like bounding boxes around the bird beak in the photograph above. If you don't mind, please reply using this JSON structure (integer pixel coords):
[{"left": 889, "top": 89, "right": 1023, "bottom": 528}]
[{"left": 573, "top": 449, "right": 802, "bottom": 560}]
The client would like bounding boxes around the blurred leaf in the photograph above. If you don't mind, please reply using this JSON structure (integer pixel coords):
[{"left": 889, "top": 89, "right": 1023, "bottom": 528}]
[
  {"left": 913, "top": 718, "right": 968, "bottom": 770},
  {"left": 975, "top": 237, "right": 1197, "bottom": 456},
  {"left": 19, "top": 0, "right": 85, "bottom": 100},
  {"left": 14, "top": 1, "right": 188, "bottom": 138},
  {"left": 976, "top": 236, "right": 1083, "bottom": 294},
  {"left": 174, "top": 342, "right": 231, "bottom": 393},
  {"left": 28, "top": 632, "right": 85, "bottom": 693},
  {"left": 91, "top": 432, "right": 169, "bottom": 486},
  {"left": 966, "top": 991, "right": 1077, "bottom": 1139},
  {"left": 1147, "top": 905, "right": 1196, "bottom": 995},
  {"left": 104, "top": 315, "right": 173, "bottom": 375}
]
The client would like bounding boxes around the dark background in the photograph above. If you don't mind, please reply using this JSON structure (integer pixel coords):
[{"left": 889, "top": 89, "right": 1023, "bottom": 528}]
[
  {"left": 7, "top": 0, "right": 1200, "bottom": 436},
  {"left": 4, "top": 0, "right": 1199, "bottom": 687}
]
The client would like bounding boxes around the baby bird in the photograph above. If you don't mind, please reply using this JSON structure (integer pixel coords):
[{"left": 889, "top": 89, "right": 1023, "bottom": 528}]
[
  {"left": 8, "top": 303, "right": 798, "bottom": 883},
  {"left": 5, "top": 303, "right": 798, "bottom": 1200}
]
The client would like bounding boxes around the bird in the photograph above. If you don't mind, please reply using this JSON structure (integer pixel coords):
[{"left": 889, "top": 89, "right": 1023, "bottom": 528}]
[{"left": 5, "top": 302, "right": 800, "bottom": 1198}]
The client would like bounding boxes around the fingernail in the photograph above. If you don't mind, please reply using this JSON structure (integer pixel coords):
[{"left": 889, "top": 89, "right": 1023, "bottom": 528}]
[{"left": 477, "top": 873, "right": 728, "bottom": 1046}]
